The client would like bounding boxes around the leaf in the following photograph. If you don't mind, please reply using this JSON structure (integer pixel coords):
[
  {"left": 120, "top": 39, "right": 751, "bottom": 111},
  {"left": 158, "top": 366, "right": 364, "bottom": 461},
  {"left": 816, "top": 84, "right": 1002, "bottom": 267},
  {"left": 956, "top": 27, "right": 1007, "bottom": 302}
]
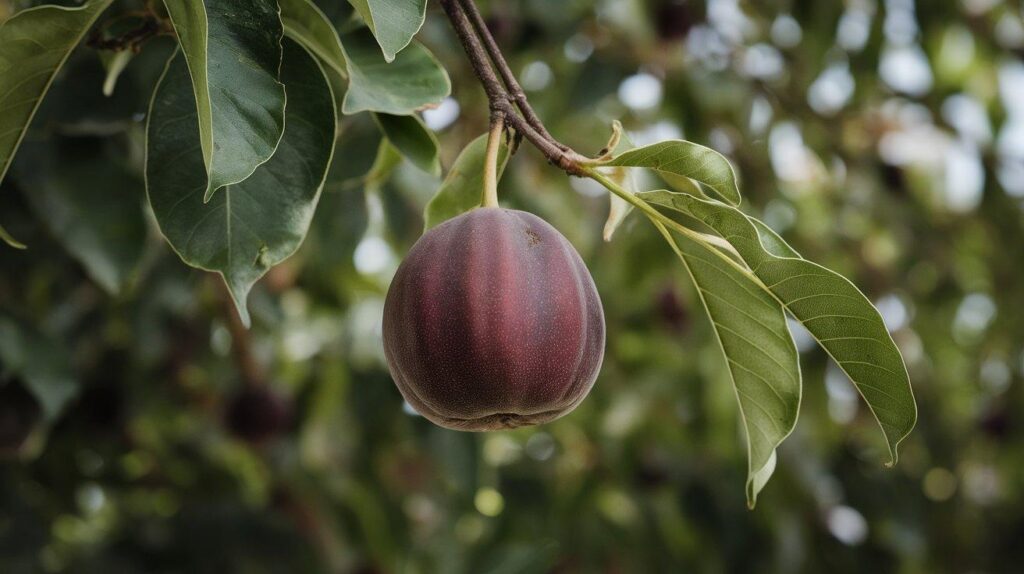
[
  {"left": 653, "top": 222, "right": 800, "bottom": 508},
  {"left": 99, "top": 49, "right": 133, "bottom": 97},
  {"left": 601, "top": 122, "right": 638, "bottom": 241},
  {"left": 0, "top": 316, "right": 78, "bottom": 421},
  {"left": 658, "top": 170, "right": 709, "bottom": 199},
  {"left": 342, "top": 28, "right": 451, "bottom": 116},
  {"left": 162, "top": 0, "right": 286, "bottom": 202},
  {"left": 365, "top": 138, "right": 404, "bottom": 189},
  {"left": 147, "top": 40, "right": 335, "bottom": 326},
  {"left": 346, "top": 0, "right": 426, "bottom": 62},
  {"left": 373, "top": 112, "right": 440, "bottom": 175},
  {"left": 602, "top": 164, "right": 637, "bottom": 241},
  {"left": 607, "top": 140, "right": 741, "bottom": 205},
  {"left": 329, "top": 113, "right": 385, "bottom": 185},
  {"left": 423, "top": 133, "right": 510, "bottom": 230},
  {"left": 0, "top": 0, "right": 114, "bottom": 248},
  {"left": 279, "top": 0, "right": 348, "bottom": 79},
  {"left": 642, "top": 191, "right": 917, "bottom": 464},
  {"left": 13, "top": 136, "right": 147, "bottom": 294},
  {"left": 0, "top": 224, "right": 25, "bottom": 249}
]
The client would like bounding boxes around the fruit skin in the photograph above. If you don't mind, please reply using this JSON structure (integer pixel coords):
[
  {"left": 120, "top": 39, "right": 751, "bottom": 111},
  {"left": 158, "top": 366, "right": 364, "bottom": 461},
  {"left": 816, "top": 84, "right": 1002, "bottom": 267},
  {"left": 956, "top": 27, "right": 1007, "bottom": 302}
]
[{"left": 383, "top": 207, "right": 605, "bottom": 431}]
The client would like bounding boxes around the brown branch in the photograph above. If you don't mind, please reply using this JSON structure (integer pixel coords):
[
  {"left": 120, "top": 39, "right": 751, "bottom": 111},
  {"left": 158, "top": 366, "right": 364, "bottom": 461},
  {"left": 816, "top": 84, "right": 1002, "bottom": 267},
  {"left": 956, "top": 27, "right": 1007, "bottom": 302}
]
[
  {"left": 216, "top": 281, "right": 265, "bottom": 387},
  {"left": 454, "top": 0, "right": 568, "bottom": 151},
  {"left": 439, "top": 0, "right": 510, "bottom": 107},
  {"left": 439, "top": 0, "right": 588, "bottom": 176},
  {"left": 86, "top": 13, "right": 167, "bottom": 53}
]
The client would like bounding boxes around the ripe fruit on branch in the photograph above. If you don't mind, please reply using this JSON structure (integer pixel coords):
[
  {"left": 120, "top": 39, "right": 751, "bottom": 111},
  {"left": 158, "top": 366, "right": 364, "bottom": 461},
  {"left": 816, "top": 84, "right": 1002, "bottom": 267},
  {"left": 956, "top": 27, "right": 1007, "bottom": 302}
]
[{"left": 383, "top": 208, "right": 605, "bottom": 431}]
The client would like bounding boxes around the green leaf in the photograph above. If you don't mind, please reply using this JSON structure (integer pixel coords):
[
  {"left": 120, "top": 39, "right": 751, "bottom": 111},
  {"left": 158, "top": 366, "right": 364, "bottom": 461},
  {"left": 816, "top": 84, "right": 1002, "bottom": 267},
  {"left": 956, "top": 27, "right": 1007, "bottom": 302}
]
[
  {"left": 329, "top": 114, "right": 385, "bottom": 186},
  {"left": 147, "top": 40, "right": 335, "bottom": 326},
  {"left": 601, "top": 122, "right": 638, "bottom": 241},
  {"left": 653, "top": 222, "right": 800, "bottom": 508},
  {"left": 162, "top": 0, "right": 286, "bottom": 202},
  {"left": 0, "top": 316, "right": 78, "bottom": 421},
  {"left": 280, "top": 0, "right": 348, "bottom": 79},
  {"left": 13, "top": 136, "right": 147, "bottom": 294},
  {"left": 373, "top": 112, "right": 440, "bottom": 175},
  {"left": 607, "top": 140, "right": 741, "bottom": 205},
  {"left": 602, "top": 164, "right": 637, "bottom": 241},
  {"left": 365, "top": 138, "right": 404, "bottom": 189},
  {"left": 342, "top": 28, "right": 451, "bottom": 116},
  {"left": 346, "top": 0, "right": 426, "bottom": 62},
  {"left": 0, "top": 224, "right": 25, "bottom": 249},
  {"left": 0, "top": 0, "right": 114, "bottom": 248},
  {"left": 642, "top": 191, "right": 917, "bottom": 464},
  {"left": 99, "top": 49, "right": 133, "bottom": 97},
  {"left": 658, "top": 170, "right": 709, "bottom": 199},
  {"left": 423, "top": 133, "right": 510, "bottom": 230}
]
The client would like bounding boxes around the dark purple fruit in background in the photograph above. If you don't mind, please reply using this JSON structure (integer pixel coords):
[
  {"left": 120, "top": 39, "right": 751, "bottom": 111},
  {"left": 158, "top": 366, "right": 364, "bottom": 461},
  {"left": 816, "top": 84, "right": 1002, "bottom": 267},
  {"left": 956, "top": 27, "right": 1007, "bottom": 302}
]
[
  {"left": 383, "top": 208, "right": 605, "bottom": 431},
  {"left": 225, "top": 386, "right": 292, "bottom": 444}
]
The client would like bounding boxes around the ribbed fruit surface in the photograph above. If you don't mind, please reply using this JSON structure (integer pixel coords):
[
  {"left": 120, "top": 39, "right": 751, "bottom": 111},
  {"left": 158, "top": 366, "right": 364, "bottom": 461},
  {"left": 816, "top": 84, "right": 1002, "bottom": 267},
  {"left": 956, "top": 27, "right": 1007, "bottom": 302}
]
[{"left": 383, "top": 208, "right": 605, "bottom": 431}]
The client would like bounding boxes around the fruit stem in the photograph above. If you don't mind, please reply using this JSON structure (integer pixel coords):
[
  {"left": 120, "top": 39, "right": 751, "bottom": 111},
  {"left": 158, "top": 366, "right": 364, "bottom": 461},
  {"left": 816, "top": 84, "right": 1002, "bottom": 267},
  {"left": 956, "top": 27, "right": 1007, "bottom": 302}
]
[{"left": 482, "top": 110, "right": 505, "bottom": 208}]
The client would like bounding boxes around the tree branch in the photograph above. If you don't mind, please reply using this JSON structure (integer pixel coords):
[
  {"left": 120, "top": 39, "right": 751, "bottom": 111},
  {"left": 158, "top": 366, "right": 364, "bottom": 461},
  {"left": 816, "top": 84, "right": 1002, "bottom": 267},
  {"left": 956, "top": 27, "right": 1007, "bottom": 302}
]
[
  {"left": 454, "top": 0, "right": 568, "bottom": 151},
  {"left": 439, "top": 0, "right": 588, "bottom": 176}
]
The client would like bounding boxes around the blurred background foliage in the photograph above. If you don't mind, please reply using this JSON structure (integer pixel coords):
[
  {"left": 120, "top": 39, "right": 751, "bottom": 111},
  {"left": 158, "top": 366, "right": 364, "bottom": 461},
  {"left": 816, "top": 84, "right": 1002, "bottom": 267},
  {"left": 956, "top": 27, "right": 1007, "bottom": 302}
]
[{"left": 2, "top": 0, "right": 1024, "bottom": 571}]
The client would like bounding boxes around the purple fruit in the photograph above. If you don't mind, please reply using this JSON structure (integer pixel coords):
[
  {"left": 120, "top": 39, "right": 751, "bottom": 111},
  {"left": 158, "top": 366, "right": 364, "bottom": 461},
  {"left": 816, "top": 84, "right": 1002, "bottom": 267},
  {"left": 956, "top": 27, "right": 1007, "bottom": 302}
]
[
  {"left": 225, "top": 386, "right": 292, "bottom": 444},
  {"left": 383, "top": 208, "right": 605, "bottom": 431}
]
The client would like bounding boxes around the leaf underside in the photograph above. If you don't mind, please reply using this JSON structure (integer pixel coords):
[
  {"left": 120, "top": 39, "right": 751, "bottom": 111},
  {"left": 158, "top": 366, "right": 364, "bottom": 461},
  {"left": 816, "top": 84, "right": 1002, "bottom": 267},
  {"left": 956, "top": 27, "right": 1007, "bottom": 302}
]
[
  {"left": 642, "top": 190, "right": 917, "bottom": 466},
  {"left": 280, "top": 0, "right": 349, "bottom": 79},
  {"left": 656, "top": 223, "right": 801, "bottom": 508},
  {"left": 608, "top": 140, "right": 742, "bottom": 205}
]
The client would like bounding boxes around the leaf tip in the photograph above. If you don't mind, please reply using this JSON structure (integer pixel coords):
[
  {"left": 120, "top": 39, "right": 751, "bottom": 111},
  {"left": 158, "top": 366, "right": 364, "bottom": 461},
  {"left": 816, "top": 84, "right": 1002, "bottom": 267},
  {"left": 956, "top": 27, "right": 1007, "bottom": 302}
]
[
  {"left": 0, "top": 226, "right": 27, "bottom": 250},
  {"left": 221, "top": 276, "right": 253, "bottom": 329}
]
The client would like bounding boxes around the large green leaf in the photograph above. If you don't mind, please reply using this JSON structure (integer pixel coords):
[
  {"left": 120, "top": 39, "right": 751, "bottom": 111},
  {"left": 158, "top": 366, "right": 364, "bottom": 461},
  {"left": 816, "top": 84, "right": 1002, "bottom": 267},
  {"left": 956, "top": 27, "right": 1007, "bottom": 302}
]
[
  {"left": 162, "top": 0, "right": 286, "bottom": 202},
  {"left": 654, "top": 222, "right": 800, "bottom": 508},
  {"left": 0, "top": 0, "right": 113, "bottom": 248},
  {"left": 342, "top": 28, "right": 451, "bottom": 115},
  {"left": 607, "top": 140, "right": 742, "bottom": 205},
  {"left": 147, "top": 40, "right": 335, "bottom": 326},
  {"left": 423, "top": 133, "right": 509, "bottom": 230},
  {"left": 373, "top": 112, "right": 440, "bottom": 175},
  {"left": 346, "top": 0, "right": 426, "bottom": 62},
  {"left": 13, "top": 136, "right": 147, "bottom": 294},
  {"left": 280, "top": 0, "right": 348, "bottom": 79},
  {"left": 642, "top": 190, "right": 917, "bottom": 464},
  {"left": 0, "top": 316, "right": 78, "bottom": 421}
]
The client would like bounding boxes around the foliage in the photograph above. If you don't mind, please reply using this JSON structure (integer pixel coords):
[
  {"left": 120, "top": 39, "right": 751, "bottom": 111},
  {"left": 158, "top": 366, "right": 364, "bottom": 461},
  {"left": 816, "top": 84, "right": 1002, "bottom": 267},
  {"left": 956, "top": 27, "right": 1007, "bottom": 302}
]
[{"left": 2, "top": 0, "right": 1021, "bottom": 571}]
